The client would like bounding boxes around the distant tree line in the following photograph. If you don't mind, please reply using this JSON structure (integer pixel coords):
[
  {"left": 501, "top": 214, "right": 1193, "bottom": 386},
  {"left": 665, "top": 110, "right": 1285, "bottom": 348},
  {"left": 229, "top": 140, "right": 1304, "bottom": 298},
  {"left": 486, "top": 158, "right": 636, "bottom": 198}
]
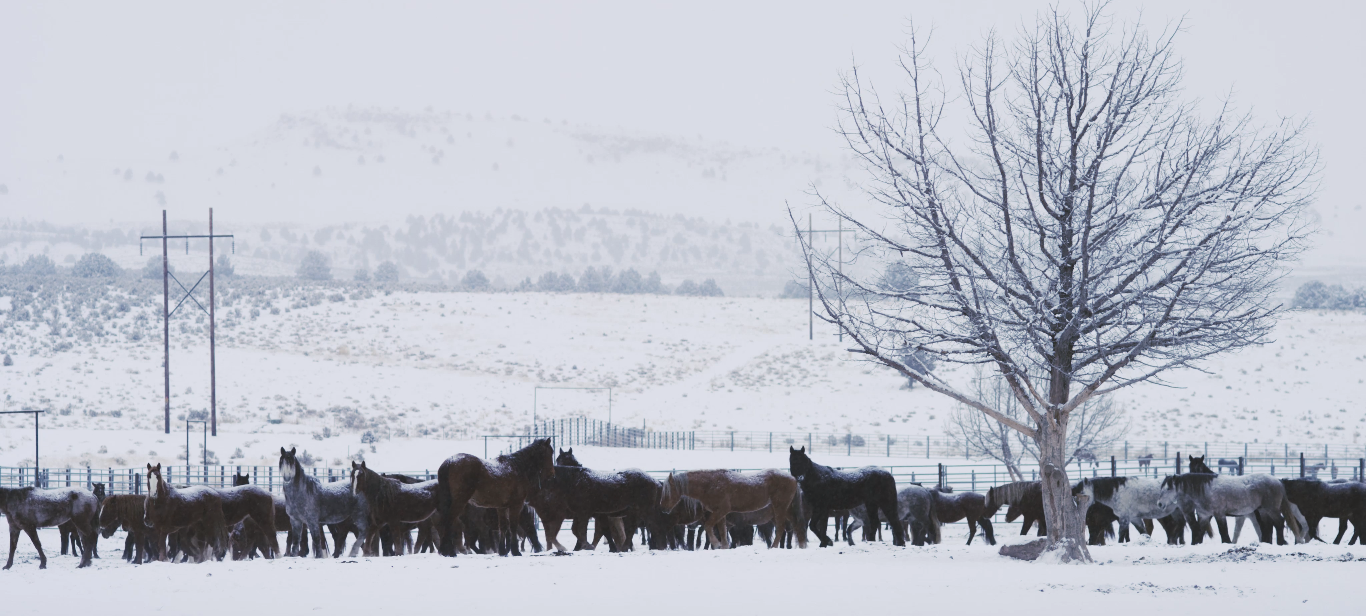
[
  {"left": 511, "top": 266, "right": 723, "bottom": 296},
  {"left": 1292, "top": 280, "right": 1366, "bottom": 310}
]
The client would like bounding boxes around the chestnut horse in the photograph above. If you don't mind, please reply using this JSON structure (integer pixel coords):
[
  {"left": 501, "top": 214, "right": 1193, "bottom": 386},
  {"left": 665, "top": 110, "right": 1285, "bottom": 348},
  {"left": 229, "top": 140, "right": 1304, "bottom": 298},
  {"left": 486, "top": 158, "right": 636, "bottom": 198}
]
[
  {"left": 142, "top": 463, "right": 228, "bottom": 562},
  {"left": 435, "top": 438, "right": 556, "bottom": 556},
  {"left": 660, "top": 469, "right": 798, "bottom": 549}
]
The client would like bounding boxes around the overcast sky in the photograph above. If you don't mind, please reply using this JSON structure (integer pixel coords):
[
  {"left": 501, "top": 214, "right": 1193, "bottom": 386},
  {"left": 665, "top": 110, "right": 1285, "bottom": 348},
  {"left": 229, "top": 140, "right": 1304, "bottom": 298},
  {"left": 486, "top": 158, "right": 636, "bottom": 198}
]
[{"left": 2, "top": 0, "right": 1362, "bottom": 265}]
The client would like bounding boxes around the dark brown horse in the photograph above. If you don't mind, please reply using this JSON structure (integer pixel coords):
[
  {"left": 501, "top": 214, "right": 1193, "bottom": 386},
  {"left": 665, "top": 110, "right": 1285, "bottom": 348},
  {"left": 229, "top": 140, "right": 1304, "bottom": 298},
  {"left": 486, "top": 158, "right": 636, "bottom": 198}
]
[
  {"left": 216, "top": 483, "right": 279, "bottom": 558},
  {"left": 143, "top": 463, "right": 229, "bottom": 562},
  {"left": 350, "top": 462, "right": 438, "bottom": 556},
  {"left": 984, "top": 481, "right": 1045, "bottom": 536},
  {"left": 530, "top": 452, "right": 661, "bottom": 553},
  {"left": 933, "top": 489, "right": 996, "bottom": 545},
  {"left": 435, "top": 438, "right": 555, "bottom": 556},
  {"left": 1, "top": 486, "right": 99, "bottom": 569},
  {"left": 661, "top": 469, "right": 798, "bottom": 549},
  {"left": 98, "top": 494, "right": 156, "bottom": 564}
]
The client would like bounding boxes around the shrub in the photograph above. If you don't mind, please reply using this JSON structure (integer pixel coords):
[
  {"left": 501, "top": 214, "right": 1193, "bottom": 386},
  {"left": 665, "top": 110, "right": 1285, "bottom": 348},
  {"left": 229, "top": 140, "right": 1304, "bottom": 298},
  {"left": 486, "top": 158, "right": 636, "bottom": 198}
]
[
  {"left": 297, "top": 251, "right": 332, "bottom": 281},
  {"left": 19, "top": 255, "right": 57, "bottom": 277},
  {"left": 461, "top": 270, "right": 490, "bottom": 291},
  {"left": 374, "top": 261, "right": 400, "bottom": 282},
  {"left": 697, "top": 279, "right": 724, "bottom": 297},
  {"left": 72, "top": 253, "right": 122, "bottom": 278},
  {"left": 675, "top": 279, "right": 699, "bottom": 295},
  {"left": 780, "top": 280, "right": 809, "bottom": 299},
  {"left": 143, "top": 256, "right": 174, "bottom": 280},
  {"left": 215, "top": 254, "right": 235, "bottom": 277}
]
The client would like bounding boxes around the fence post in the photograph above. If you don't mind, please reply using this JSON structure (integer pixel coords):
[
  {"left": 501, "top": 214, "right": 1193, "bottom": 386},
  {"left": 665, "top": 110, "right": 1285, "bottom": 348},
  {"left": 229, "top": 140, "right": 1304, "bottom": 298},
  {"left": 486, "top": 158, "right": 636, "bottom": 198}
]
[
  {"left": 1300, "top": 452, "right": 1306, "bottom": 478},
  {"left": 1204, "top": 442, "right": 1208, "bottom": 458},
  {"left": 971, "top": 470, "right": 976, "bottom": 492},
  {"left": 847, "top": 434, "right": 852, "bottom": 456},
  {"left": 926, "top": 438, "right": 930, "bottom": 459},
  {"left": 1110, "top": 456, "right": 1116, "bottom": 477},
  {"left": 1175, "top": 451, "right": 1181, "bottom": 474},
  {"left": 937, "top": 463, "right": 945, "bottom": 491},
  {"left": 769, "top": 432, "right": 772, "bottom": 454},
  {"left": 1124, "top": 441, "right": 1128, "bottom": 462},
  {"left": 1163, "top": 441, "right": 1168, "bottom": 463},
  {"left": 730, "top": 431, "right": 735, "bottom": 452},
  {"left": 1360, "top": 458, "right": 1365, "bottom": 483},
  {"left": 887, "top": 437, "right": 891, "bottom": 457},
  {"left": 807, "top": 433, "right": 812, "bottom": 453}
]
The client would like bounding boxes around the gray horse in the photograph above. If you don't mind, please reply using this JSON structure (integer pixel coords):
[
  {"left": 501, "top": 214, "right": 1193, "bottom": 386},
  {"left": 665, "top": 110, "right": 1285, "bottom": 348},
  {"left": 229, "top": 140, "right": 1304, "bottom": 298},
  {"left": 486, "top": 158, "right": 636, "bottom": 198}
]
[
  {"left": 1076, "top": 477, "right": 1175, "bottom": 542},
  {"left": 846, "top": 484, "right": 940, "bottom": 545},
  {"left": 0, "top": 486, "right": 99, "bottom": 569},
  {"left": 1158, "top": 474, "right": 1305, "bottom": 544},
  {"left": 279, "top": 447, "right": 370, "bottom": 558}
]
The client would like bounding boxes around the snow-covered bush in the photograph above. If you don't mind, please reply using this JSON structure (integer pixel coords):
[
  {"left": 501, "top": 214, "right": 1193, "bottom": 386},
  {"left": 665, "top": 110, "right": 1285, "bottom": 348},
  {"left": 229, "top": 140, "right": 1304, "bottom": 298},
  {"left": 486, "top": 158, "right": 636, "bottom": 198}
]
[
  {"left": 374, "top": 261, "right": 400, "bottom": 282},
  {"left": 297, "top": 251, "right": 332, "bottom": 281},
  {"left": 72, "top": 253, "right": 122, "bottom": 278}
]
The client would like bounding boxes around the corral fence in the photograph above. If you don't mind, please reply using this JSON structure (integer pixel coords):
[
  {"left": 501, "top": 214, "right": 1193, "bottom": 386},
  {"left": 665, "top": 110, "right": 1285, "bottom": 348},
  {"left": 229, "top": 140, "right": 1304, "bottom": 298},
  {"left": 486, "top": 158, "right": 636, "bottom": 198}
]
[
  {"left": 5, "top": 455, "right": 1363, "bottom": 499},
  {"left": 5, "top": 455, "right": 1365, "bottom": 532},
  {"left": 530, "top": 418, "right": 1366, "bottom": 465}
]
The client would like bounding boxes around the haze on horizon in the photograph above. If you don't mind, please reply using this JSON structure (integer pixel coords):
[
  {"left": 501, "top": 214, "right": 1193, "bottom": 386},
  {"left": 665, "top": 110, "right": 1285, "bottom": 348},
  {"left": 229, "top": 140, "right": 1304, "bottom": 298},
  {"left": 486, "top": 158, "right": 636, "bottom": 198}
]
[{"left": 1, "top": 1, "right": 1362, "bottom": 274}]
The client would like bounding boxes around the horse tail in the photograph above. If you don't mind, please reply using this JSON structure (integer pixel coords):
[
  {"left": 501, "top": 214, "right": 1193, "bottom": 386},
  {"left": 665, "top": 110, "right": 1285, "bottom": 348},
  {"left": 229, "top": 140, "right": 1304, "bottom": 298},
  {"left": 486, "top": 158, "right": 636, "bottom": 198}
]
[{"left": 1280, "top": 495, "right": 1305, "bottom": 544}]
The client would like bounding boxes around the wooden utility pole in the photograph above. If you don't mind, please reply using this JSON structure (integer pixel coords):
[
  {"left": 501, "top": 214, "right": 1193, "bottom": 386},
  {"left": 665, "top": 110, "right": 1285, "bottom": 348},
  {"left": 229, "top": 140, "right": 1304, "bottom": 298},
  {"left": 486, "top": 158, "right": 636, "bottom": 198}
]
[{"left": 141, "top": 210, "right": 234, "bottom": 435}]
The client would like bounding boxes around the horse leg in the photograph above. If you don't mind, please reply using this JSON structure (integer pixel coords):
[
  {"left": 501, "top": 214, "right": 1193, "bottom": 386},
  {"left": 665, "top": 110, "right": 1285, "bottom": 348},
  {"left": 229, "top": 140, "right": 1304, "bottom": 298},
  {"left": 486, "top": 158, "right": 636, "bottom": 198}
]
[
  {"left": 309, "top": 523, "right": 328, "bottom": 558},
  {"left": 965, "top": 518, "right": 977, "bottom": 546},
  {"left": 1334, "top": 518, "right": 1350, "bottom": 544},
  {"left": 544, "top": 516, "right": 569, "bottom": 553},
  {"left": 23, "top": 526, "right": 47, "bottom": 569},
  {"left": 702, "top": 508, "right": 729, "bottom": 549},
  {"left": 810, "top": 509, "right": 833, "bottom": 547},
  {"left": 3, "top": 524, "right": 20, "bottom": 570},
  {"left": 71, "top": 515, "right": 96, "bottom": 568},
  {"left": 1214, "top": 515, "right": 1231, "bottom": 543},
  {"left": 571, "top": 516, "right": 592, "bottom": 551}
]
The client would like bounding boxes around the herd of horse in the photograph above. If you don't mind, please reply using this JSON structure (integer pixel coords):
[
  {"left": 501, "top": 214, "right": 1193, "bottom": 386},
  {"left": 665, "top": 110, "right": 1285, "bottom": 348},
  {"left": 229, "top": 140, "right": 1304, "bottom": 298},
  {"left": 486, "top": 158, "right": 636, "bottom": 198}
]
[{"left": 3, "top": 443, "right": 1365, "bottom": 569}]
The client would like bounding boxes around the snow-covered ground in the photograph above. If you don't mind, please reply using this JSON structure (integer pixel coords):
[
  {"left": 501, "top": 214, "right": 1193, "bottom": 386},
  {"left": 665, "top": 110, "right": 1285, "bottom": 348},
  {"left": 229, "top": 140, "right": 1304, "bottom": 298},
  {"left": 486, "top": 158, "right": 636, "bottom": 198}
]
[
  {"left": 1, "top": 523, "right": 1357, "bottom": 615},
  {"left": 2, "top": 288, "right": 1365, "bottom": 469}
]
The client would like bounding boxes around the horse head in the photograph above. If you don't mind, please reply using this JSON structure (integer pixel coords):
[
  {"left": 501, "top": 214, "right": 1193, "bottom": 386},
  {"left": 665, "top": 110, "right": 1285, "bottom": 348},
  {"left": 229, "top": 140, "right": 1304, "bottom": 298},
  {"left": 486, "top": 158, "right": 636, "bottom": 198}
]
[
  {"left": 92, "top": 482, "right": 107, "bottom": 504},
  {"left": 144, "top": 463, "right": 166, "bottom": 527},
  {"left": 98, "top": 497, "right": 122, "bottom": 538},
  {"left": 788, "top": 446, "right": 812, "bottom": 481},
  {"left": 350, "top": 461, "right": 375, "bottom": 495},
  {"left": 233, "top": 473, "right": 250, "bottom": 487},
  {"left": 279, "top": 447, "right": 299, "bottom": 482},
  {"left": 1188, "top": 455, "right": 1212, "bottom": 473},
  {"left": 556, "top": 447, "right": 581, "bottom": 467}
]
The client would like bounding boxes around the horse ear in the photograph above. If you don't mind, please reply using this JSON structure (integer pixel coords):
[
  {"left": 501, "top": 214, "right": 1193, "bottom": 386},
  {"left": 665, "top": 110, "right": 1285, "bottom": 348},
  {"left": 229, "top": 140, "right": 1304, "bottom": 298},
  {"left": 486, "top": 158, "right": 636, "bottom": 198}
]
[
  {"left": 147, "top": 463, "right": 153, "bottom": 471},
  {"left": 290, "top": 447, "right": 297, "bottom": 456},
  {"left": 800, "top": 446, "right": 806, "bottom": 453},
  {"left": 567, "top": 447, "right": 573, "bottom": 454}
]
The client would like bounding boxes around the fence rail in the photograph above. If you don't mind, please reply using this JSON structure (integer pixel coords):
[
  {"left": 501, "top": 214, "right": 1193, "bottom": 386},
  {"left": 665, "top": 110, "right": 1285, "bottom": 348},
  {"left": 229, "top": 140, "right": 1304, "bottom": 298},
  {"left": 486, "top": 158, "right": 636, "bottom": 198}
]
[
  {"left": 530, "top": 418, "right": 1366, "bottom": 464},
  {"left": 7, "top": 454, "right": 1363, "bottom": 500}
]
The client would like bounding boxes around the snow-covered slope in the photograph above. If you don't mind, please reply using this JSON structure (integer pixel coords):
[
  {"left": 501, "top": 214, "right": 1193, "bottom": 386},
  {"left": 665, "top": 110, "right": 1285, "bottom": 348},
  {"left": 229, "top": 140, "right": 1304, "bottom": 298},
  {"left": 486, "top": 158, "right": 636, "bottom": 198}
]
[{"left": 1, "top": 277, "right": 1363, "bottom": 469}]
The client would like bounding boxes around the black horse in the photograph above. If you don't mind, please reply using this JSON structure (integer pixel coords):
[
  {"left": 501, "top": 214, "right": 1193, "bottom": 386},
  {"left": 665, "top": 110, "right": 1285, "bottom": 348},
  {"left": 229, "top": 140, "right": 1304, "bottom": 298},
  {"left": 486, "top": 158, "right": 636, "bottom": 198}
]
[
  {"left": 1280, "top": 478, "right": 1366, "bottom": 543},
  {"left": 788, "top": 446, "right": 904, "bottom": 547}
]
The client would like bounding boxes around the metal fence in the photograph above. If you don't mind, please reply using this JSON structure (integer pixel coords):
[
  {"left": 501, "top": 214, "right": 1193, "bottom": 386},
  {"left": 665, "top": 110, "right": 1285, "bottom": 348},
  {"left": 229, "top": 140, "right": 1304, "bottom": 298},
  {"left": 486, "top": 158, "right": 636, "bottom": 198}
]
[
  {"left": 12, "top": 453, "right": 1360, "bottom": 499},
  {"left": 533, "top": 418, "right": 1366, "bottom": 464}
]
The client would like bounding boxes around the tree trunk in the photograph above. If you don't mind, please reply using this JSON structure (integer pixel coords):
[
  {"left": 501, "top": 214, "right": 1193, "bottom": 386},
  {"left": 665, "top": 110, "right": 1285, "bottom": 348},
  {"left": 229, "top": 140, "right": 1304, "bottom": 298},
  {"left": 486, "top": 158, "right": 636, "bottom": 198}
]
[{"left": 1037, "top": 417, "right": 1091, "bottom": 563}]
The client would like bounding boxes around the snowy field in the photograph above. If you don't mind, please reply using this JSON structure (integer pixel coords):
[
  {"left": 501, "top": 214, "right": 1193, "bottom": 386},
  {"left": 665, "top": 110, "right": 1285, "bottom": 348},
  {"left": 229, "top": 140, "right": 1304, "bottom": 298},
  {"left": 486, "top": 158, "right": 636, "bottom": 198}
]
[
  {"left": 2, "top": 289, "right": 1365, "bottom": 469},
  {"left": 1, "top": 523, "right": 1358, "bottom": 616}
]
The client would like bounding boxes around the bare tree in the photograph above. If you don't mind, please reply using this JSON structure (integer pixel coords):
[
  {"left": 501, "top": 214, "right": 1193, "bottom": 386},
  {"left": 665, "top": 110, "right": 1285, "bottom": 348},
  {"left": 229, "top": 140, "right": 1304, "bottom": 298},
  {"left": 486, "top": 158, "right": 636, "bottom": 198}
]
[
  {"left": 949, "top": 368, "right": 1128, "bottom": 482},
  {"left": 796, "top": 4, "right": 1317, "bottom": 562}
]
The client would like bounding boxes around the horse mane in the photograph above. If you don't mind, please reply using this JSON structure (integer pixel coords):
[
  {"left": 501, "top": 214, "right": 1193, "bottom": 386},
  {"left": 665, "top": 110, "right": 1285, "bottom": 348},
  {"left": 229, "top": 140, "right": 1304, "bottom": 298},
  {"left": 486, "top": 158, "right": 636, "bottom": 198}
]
[
  {"left": 497, "top": 438, "right": 552, "bottom": 481},
  {"left": 1087, "top": 477, "right": 1128, "bottom": 502},
  {"left": 358, "top": 466, "right": 402, "bottom": 512},
  {"left": 1162, "top": 473, "right": 1216, "bottom": 495},
  {"left": 988, "top": 481, "right": 1037, "bottom": 507}
]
